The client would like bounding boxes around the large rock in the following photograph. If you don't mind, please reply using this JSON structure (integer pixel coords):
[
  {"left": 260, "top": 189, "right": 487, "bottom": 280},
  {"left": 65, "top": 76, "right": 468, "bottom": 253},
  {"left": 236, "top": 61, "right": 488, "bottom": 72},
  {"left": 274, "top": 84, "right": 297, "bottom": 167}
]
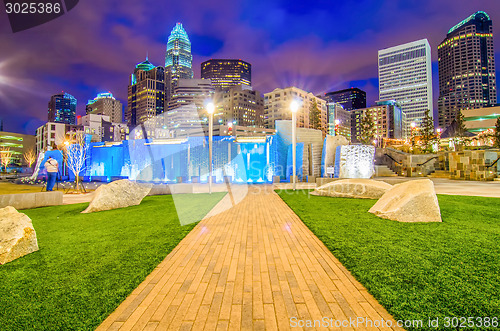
[
  {"left": 312, "top": 179, "right": 392, "bottom": 199},
  {"left": 369, "top": 179, "right": 442, "bottom": 222},
  {"left": 0, "top": 206, "right": 39, "bottom": 264},
  {"left": 82, "top": 180, "right": 152, "bottom": 213}
]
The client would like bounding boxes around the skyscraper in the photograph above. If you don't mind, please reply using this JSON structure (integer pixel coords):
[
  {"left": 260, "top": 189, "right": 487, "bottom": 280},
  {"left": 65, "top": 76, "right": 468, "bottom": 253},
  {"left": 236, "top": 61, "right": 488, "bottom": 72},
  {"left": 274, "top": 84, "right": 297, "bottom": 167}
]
[
  {"left": 201, "top": 59, "right": 251, "bottom": 90},
  {"left": 168, "top": 79, "right": 215, "bottom": 112},
  {"left": 126, "top": 58, "right": 166, "bottom": 127},
  {"left": 264, "top": 87, "right": 328, "bottom": 136},
  {"left": 213, "top": 85, "right": 264, "bottom": 127},
  {"left": 437, "top": 11, "right": 497, "bottom": 129},
  {"left": 48, "top": 92, "right": 77, "bottom": 125},
  {"left": 165, "top": 23, "right": 194, "bottom": 100},
  {"left": 322, "top": 88, "right": 366, "bottom": 111},
  {"left": 86, "top": 92, "right": 123, "bottom": 123},
  {"left": 378, "top": 39, "right": 433, "bottom": 131}
]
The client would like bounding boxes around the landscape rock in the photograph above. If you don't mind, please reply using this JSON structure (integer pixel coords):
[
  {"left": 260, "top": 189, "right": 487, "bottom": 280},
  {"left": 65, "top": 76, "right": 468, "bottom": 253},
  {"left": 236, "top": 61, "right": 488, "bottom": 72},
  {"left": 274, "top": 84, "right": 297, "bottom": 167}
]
[
  {"left": 0, "top": 206, "right": 39, "bottom": 264},
  {"left": 82, "top": 179, "right": 152, "bottom": 213},
  {"left": 368, "top": 179, "right": 442, "bottom": 222},
  {"left": 312, "top": 179, "right": 392, "bottom": 199}
]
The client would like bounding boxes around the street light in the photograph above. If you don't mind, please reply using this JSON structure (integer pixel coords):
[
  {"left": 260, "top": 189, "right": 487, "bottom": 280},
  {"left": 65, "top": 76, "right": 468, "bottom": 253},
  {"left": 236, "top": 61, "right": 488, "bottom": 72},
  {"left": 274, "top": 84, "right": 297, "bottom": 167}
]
[
  {"left": 207, "top": 102, "right": 215, "bottom": 194},
  {"left": 290, "top": 100, "right": 299, "bottom": 191},
  {"left": 334, "top": 119, "right": 340, "bottom": 136}
]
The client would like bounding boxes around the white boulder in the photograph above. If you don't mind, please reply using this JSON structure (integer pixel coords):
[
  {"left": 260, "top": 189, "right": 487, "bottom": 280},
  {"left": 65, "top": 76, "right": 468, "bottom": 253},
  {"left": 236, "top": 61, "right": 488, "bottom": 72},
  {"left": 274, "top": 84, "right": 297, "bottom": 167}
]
[
  {"left": 369, "top": 179, "right": 442, "bottom": 222},
  {"left": 82, "top": 179, "right": 152, "bottom": 213},
  {"left": 0, "top": 206, "right": 39, "bottom": 264},
  {"left": 312, "top": 179, "right": 392, "bottom": 199}
]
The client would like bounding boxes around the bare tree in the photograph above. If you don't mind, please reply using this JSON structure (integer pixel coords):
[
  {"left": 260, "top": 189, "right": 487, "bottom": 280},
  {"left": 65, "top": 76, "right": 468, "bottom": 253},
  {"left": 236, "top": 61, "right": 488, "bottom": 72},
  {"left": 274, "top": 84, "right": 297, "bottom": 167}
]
[
  {"left": 0, "top": 147, "right": 14, "bottom": 172},
  {"left": 23, "top": 148, "right": 37, "bottom": 169},
  {"left": 65, "top": 133, "right": 89, "bottom": 192}
]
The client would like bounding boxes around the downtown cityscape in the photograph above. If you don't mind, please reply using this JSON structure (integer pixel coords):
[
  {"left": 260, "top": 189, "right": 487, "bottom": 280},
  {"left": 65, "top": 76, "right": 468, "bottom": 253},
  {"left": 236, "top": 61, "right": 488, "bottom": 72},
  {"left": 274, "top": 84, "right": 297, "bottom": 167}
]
[{"left": 1, "top": 1, "right": 500, "bottom": 331}]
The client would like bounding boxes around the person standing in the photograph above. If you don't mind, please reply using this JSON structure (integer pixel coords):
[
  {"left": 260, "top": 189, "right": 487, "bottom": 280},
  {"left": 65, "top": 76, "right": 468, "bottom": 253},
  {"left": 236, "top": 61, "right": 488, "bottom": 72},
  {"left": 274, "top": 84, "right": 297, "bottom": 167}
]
[{"left": 44, "top": 156, "right": 59, "bottom": 191}]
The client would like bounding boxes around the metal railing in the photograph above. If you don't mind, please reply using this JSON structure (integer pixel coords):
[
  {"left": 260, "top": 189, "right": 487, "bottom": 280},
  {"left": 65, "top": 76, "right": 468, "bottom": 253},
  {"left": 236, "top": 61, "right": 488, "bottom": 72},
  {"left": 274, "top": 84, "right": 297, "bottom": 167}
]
[
  {"left": 486, "top": 156, "right": 500, "bottom": 169},
  {"left": 417, "top": 156, "right": 439, "bottom": 167},
  {"left": 383, "top": 153, "right": 402, "bottom": 166}
]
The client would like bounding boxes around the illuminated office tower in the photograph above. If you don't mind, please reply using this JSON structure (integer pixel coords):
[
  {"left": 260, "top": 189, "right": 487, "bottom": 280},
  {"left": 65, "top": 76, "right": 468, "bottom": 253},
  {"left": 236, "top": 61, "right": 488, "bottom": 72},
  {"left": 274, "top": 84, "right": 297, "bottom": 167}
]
[
  {"left": 165, "top": 23, "right": 194, "bottom": 100},
  {"left": 323, "top": 88, "right": 366, "bottom": 111},
  {"left": 264, "top": 87, "right": 328, "bottom": 136},
  {"left": 48, "top": 92, "right": 77, "bottom": 125},
  {"left": 378, "top": 39, "right": 433, "bottom": 132},
  {"left": 86, "top": 92, "right": 123, "bottom": 123},
  {"left": 126, "top": 58, "right": 166, "bottom": 127},
  {"left": 437, "top": 11, "right": 497, "bottom": 129},
  {"left": 213, "top": 85, "right": 264, "bottom": 127},
  {"left": 201, "top": 59, "right": 251, "bottom": 90}
]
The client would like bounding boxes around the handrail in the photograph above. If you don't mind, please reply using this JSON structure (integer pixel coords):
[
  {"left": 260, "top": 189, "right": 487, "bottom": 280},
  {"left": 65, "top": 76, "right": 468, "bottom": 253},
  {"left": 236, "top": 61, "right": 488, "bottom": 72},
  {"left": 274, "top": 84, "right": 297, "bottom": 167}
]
[
  {"left": 383, "top": 153, "right": 402, "bottom": 166},
  {"left": 417, "top": 156, "right": 439, "bottom": 167},
  {"left": 486, "top": 156, "right": 500, "bottom": 169}
]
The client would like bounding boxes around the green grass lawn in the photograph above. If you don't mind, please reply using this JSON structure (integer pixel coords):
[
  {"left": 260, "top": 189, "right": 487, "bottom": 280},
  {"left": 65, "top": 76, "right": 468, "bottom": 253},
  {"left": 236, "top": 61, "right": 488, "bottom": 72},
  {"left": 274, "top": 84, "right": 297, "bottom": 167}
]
[
  {"left": 0, "top": 182, "right": 66, "bottom": 194},
  {"left": 277, "top": 190, "right": 500, "bottom": 330},
  {"left": 0, "top": 193, "right": 225, "bottom": 331}
]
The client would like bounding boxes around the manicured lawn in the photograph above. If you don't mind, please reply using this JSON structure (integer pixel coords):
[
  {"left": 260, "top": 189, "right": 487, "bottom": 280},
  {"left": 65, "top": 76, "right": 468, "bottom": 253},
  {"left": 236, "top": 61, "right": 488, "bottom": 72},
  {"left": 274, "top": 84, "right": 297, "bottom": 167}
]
[
  {"left": 277, "top": 190, "right": 500, "bottom": 330},
  {"left": 0, "top": 182, "right": 65, "bottom": 194},
  {"left": 0, "top": 193, "right": 225, "bottom": 331}
]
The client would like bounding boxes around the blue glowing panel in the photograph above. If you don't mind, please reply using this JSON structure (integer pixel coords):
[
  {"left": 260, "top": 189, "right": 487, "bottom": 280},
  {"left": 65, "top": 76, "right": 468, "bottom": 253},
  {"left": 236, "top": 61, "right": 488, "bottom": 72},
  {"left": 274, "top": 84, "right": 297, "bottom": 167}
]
[
  {"left": 286, "top": 142, "right": 304, "bottom": 181},
  {"left": 334, "top": 146, "right": 341, "bottom": 178}
]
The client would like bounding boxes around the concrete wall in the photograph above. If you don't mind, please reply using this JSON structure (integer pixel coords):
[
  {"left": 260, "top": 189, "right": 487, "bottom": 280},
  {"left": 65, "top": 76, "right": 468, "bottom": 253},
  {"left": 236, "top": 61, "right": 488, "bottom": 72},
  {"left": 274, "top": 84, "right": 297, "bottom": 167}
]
[{"left": 0, "top": 191, "right": 63, "bottom": 209}]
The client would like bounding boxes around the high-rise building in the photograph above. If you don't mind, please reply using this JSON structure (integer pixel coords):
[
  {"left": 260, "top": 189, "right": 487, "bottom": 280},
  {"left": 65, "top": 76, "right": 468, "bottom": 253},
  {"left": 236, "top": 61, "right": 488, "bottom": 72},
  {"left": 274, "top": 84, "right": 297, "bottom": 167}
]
[
  {"left": 168, "top": 78, "right": 215, "bottom": 112},
  {"left": 48, "top": 92, "right": 77, "bottom": 125},
  {"left": 378, "top": 39, "right": 433, "bottom": 132},
  {"left": 126, "top": 58, "right": 166, "bottom": 127},
  {"left": 351, "top": 100, "right": 405, "bottom": 143},
  {"left": 86, "top": 92, "right": 123, "bottom": 123},
  {"left": 213, "top": 85, "right": 264, "bottom": 127},
  {"left": 201, "top": 59, "right": 251, "bottom": 90},
  {"left": 322, "top": 88, "right": 366, "bottom": 111},
  {"left": 165, "top": 23, "right": 194, "bottom": 100},
  {"left": 437, "top": 11, "right": 497, "bottom": 129},
  {"left": 264, "top": 87, "right": 328, "bottom": 136},
  {"left": 327, "top": 103, "right": 351, "bottom": 140}
]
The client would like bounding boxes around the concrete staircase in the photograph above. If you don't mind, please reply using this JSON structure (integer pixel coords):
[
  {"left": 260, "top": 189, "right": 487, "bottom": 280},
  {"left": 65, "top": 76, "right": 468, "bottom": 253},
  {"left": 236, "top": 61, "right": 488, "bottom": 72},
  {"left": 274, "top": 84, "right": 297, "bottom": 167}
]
[
  {"left": 374, "top": 165, "right": 398, "bottom": 177},
  {"left": 428, "top": 170, "right": 451, "bottom": 178}
]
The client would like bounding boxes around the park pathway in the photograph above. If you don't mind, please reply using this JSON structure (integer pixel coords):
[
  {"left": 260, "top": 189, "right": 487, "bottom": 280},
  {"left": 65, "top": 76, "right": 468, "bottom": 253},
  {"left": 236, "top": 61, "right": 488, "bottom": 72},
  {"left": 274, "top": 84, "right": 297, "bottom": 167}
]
[{"left": 97, "top": 185, "right": 403, "bottom": 330}]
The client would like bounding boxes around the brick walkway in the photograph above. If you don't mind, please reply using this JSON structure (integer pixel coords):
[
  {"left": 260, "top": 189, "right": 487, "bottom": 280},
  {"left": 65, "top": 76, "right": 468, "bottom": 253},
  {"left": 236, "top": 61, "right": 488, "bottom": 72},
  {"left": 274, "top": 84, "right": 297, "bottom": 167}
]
[{"left": 97, "top": 185, "right": 403, "bottom": 330}]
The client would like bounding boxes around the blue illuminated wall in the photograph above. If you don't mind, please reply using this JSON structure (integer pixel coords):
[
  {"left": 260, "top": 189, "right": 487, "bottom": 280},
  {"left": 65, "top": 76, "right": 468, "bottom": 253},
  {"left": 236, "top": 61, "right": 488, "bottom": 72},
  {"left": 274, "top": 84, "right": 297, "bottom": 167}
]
[{"left": 83, "top": 136, "right": 277, "bottom": 183}]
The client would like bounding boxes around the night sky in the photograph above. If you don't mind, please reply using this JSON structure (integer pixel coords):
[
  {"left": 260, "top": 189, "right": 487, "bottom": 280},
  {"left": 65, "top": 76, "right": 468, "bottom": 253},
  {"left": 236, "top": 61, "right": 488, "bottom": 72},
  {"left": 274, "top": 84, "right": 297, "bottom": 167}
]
[{"left": 0, "top": 0, "right": 499, "bottom": 134}]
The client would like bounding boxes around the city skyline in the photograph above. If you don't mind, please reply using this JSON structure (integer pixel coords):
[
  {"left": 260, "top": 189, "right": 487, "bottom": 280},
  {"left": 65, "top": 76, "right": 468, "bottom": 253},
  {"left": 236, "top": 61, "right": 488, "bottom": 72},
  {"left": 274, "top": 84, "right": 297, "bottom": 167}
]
[{"left": 0, "top": 0, "right": 499, "bottom": 134}]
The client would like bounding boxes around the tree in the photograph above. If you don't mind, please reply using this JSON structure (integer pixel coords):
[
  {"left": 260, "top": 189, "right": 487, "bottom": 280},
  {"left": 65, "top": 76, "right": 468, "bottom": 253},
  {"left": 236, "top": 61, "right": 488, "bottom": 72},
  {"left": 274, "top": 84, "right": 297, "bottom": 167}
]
[
  {"left": 65, "top": 133, "right": 89, "bottom": 192},
  {"left": 309, "top": 99, "right": 321, "bottom": 131},
  {"left": 0, "top": 147, "right": 14, "bottom": 172},
  {"left": 358, "top": 111, "right": 375, "bottom": 145},
  {"left": 23, "top": 148, "right": 37, "bottom": 169},
  {"left": 494, "top": 117, "right": 500, "bottom": 148},
  {"left": 421, "top": 109, "right": 436, "bottom": 152},
  {"left": 454, "top": 110, "right": 469, "bottom": 149}
]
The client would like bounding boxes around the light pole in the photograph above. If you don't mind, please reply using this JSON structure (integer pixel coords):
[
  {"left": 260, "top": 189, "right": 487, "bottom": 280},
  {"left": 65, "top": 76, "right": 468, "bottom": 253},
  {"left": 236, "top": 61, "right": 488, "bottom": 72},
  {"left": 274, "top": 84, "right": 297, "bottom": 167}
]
[
  {"left": 207, "top": 102, "right": 215, "bottom": 194},
  {"left": 290, "top": 100, "right": 299, "bottom": 191}
]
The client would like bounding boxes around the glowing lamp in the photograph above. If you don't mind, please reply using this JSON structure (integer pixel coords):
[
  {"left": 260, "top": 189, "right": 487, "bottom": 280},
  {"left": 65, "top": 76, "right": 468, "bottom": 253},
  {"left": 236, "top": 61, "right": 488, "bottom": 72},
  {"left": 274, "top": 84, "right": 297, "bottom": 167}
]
[
  {"left": 335, "top": 119, "right": 340, "bottom": 125},
  {"left": 206, "top": 102, "right": 215, "bottom": 114},
  {"left": 411, "top": 122, "right": 416, "bottom": 128},
  {"left": 290, "top": 101, "right": 299, "bottom": 113}
]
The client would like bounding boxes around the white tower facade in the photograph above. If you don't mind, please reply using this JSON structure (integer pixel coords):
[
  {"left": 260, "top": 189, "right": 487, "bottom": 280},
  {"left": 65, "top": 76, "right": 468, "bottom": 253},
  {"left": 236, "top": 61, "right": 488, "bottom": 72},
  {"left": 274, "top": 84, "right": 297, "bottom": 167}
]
[{"left": 378, "top": 39, "right": 433, "bottom": 131}]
